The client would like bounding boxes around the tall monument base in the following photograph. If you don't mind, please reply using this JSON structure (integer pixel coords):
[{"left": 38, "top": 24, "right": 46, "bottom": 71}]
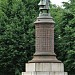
[
  {"left": 22, "top": 63, "right": 68, "bottom": 75},
  {"left": 22, "top": 0, "right": 68, "bottom": 75}
]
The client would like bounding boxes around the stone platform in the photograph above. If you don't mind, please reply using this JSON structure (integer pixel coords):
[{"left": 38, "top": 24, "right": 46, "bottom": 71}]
[
  {"left": 22, "top": 72, "right": 67, "bottom": 75},
  {"left": 22, "top": 63, "right": 68, "bottom": 75}
]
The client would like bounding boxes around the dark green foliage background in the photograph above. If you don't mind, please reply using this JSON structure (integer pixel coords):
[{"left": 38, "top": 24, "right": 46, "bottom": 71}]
[
  {"left": 0, "top": 0, "right": 39, "bottom": 75},
  {"left": 0, "top": 0, "right": 75, "bottom": 75}
]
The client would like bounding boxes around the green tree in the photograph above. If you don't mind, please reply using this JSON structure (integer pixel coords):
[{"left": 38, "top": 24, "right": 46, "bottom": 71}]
[
  {"left": 50, "top": 1, "right": 75, "bottom": 74},
  {"left": 0, "top": 0, "right": 39, "bottom": 75},
  {"left": 0, "top": 0, "right": 74, "bottom": 75},
  {"left": 59, "top": 0, "right": 75, "bottom": 73}
]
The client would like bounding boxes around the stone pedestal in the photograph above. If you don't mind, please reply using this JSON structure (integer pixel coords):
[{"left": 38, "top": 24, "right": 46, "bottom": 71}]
[
  {"left": 22, "top": 0, "right": 68, "bottom": 75},
  {"left": 22, "top": 63, "right": 68, "bottom": 75},
  {"left": 29, "top": 16, "right": 61, "bottom": 63}
]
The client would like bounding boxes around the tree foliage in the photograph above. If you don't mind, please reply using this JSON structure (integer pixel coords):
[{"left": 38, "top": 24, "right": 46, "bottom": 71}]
[
  {"left": 0, "top": 0, "right": 75, "bottom": 75},
  {"left": 61, "top": 0, "right": 75, "bottom": 73},
  {"left": 0, "top": 0, "right": 39, "bottom": 75},
  {"left": 50, "top": 0, "right": 75, "bottom": 74}
]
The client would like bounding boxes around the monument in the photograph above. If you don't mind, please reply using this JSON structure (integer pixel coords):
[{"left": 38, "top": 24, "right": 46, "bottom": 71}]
[{"left": 22, "top": 0, "right": 68, "bottom": 75}]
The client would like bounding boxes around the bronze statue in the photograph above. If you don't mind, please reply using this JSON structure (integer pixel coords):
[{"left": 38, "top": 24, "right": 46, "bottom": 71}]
[{"left": 38, "top": 0, "right": 50, "bottom": 16}]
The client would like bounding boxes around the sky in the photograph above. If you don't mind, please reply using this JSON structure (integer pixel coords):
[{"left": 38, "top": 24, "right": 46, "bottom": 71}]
[{"left": 50, "top": 0, "right": 69, "bottom": 6}]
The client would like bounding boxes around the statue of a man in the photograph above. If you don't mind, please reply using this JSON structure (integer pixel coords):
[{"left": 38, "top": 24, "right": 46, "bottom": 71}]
[
  {"left": 38, "top": 0, "right": 50, "bottom": 16},
  {"left": 38, "top": 0, "right": 50, "bottom": 9}
]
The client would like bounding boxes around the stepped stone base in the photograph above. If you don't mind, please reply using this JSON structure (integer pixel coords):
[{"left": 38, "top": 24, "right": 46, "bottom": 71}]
[
  {"left": 22, "top": 72, "right": 68, "bottom": 75},
  {"left": 22, "top": 63, "right": 68, "bottom": 75},
  {"left": 26, "top": 63, "right": 64, "bottom": 72}
]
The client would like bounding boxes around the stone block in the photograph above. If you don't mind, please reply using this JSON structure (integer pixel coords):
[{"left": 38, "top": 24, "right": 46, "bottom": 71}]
[
  {"left": 26, "top": 63, "right": 35, "bottom": 71},
  {"left": 22, "top": 72, "right": 31, "bottom": 75},
  {"left": 51, "top": 63, "right": 64, "bottom": 71},
  {"left": 26, "top": 63, "right": 64, "bottom": 72},
  {"left": 50, "top": 72, "right": 68, "bottom": 75},
  {"left": 36, "top": 63, "right": 43, "bottom": 71},
  {"left": 42, "top": 63, "right": 51, "bottom": 71},
  {"left": 22, "top": 72, "right": 68, "bottom": 75},
  {"left": 36, "top": 72, "right": 49, "bottom": 75}
]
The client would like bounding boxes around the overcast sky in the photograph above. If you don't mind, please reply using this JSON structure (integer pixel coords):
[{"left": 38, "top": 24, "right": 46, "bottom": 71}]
[{"left": 50, "top": 0, "right": 69, "bottom": 6}]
